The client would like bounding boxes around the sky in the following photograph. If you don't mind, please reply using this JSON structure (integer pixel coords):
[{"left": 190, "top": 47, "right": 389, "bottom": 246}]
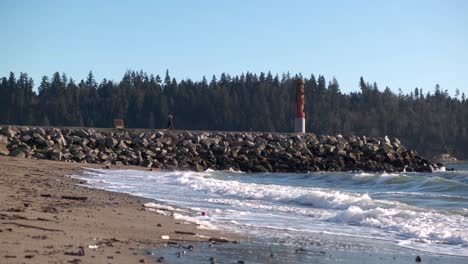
[{"left": 1, "top": 0, "right": 467, "bottom": 95}]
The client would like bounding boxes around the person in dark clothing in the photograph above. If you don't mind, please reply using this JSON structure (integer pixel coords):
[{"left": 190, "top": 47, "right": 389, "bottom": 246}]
[{"left": 167, "top": 113, "right": 174, "bottom": 129}]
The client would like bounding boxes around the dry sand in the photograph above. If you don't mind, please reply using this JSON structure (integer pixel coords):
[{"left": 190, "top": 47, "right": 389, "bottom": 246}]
[{"left": 0, "top": 156, "right": 235, "bottom": 263}]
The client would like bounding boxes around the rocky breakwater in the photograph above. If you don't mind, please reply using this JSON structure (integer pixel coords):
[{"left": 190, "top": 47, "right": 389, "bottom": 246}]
[{"left": 0, "top": 126, "right": 440, "bottom": 173}]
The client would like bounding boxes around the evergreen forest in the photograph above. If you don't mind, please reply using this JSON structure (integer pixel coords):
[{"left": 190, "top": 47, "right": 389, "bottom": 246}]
[{"left": 1, "top": 71, "right": 467, "bottom": 159}]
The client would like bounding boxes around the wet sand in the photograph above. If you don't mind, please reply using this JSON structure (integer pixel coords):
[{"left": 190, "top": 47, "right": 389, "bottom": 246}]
[{"left": 0, "top": 156, "right": 234, "bottom": 263}]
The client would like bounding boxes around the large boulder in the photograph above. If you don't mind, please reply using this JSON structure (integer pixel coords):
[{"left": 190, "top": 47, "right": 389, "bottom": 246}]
[
  {"left": 0, "top": 126, "right": 17, "bottom": 137},
  {"left": 0, "top": 134, "right": 9, "bottom": 155},
  {"left": 105, "top": 137, "right": 118, "bottom": 148}
]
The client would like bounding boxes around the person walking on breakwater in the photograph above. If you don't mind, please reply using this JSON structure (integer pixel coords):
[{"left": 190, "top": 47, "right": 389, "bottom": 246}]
[{"left": 167, "top": 113, "right": 174, "bottom": 130}]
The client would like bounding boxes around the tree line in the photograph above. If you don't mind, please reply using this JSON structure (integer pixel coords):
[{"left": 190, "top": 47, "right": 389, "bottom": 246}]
[{"left": 1, "top": 70, "right": 467, "bottom": 159}]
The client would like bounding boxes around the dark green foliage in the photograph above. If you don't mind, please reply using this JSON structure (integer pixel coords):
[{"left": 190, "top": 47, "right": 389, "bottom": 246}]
[{"left": 1, "top": 71, "right": 467, "bottom": 159}]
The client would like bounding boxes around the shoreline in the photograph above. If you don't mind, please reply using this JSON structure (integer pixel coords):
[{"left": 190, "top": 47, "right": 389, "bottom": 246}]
[{"left": 0, "top": 156, "right": 237, "bottom": 263}]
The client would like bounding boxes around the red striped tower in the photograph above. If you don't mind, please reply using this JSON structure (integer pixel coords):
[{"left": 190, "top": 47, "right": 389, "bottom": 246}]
[{"left": 295, "top": 79, "right": 305, "bottom": 133}]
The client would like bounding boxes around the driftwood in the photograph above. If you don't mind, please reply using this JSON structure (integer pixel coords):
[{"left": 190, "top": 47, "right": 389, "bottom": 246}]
[
  {"left": 209, "top": 237, "right": 238, "bottom": 243},
  {"left": 0, "top": 213, "right": 25, "bottom": 220},
  {"left": 174, "top": 230, "right": 196, "bottom": 235},
  {"left": 0, "top": 213, "right": 53, "bottom": 222},
  {"left": 61, "top": 196, "right": 88, "bottom": 201},
  {"left": 2, "top": 222, "right": 64, "bottom": 232}
]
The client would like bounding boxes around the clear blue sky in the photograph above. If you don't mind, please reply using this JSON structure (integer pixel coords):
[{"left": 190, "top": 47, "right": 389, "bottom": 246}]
[{"left": 1, "top": 0, "right": 467, "bottom": 95}]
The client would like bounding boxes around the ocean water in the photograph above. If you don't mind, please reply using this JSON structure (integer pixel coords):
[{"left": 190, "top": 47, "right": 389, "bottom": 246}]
[{"left": 74, "top": 163, "right": 468, "bottom": 260}]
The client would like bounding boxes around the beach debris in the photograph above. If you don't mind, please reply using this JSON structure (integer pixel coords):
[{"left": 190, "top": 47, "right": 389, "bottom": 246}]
[
  {"left": 88, "top": 245, "right": 98, "bottom": 249},
  {"left": 61, "top": 195, "right": 88, "bottom": 201},
  {"left": 156, "top": 256, "right": 165, "bottom": 262},
  {"left": 4, "top": 255, "right": 17, "bottom": 258},
  {"left": 415, "top": 256, "right": 422, "bottom": 262},
  {"left": 41, "top": 206, "right": 58, "bottom": 214},
  {"left": 187, "top": 245, "right": 194, "bottom": 251},
  {"left": 36, "top": 217, "right": 53, "bottom": 221},
  {"left": 201, "top": 211, "right": 206, "bottom": 216},
  {"left": 208, "top": 237, "right": 237, "bottom": 243},
  {"left": 6, "top": 207, "right": 24, "bottom": 212},
  {"left": 174, "top": 230, "right": 196, "bottom": 235},
  {"left": 209, "top": 256, "right": 216, "bottom": 263},
  {"left": 0, "top": 213, "right": 26, "bottom": 220},
  {"left": 139, "top": 259, "right": 145, "bottom": 263},
  {"left": 64, "top": 247, "right": 85, "bottom": 256},
  {"left": 2, "top": 222, "right": 63, "bottom": 232},
  {"left": 68, "top": 258, "right": 82, "bottom": 264},
  {"left": 24, "top": 255, "right": 34, "bottom": 259},
  {"left": 161, "top": 235, "right": 170, "bottom": 240},
  {"left": 31, "top": 235, "right": 48, "bottom": 240}
]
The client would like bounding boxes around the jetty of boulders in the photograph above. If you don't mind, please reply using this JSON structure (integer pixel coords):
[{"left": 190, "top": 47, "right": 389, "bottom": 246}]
[{"left": 0, "top": 126, "right": 440, "bottom": 173}]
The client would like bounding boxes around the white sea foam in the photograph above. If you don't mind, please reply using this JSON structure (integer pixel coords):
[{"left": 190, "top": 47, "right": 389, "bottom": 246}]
[
  {"left": 144, "top": 202, "right": 178, "bottom": 211},
  {"left": 175, "top": 171, "right": 387, "bottom": 210},
  {"left": 74, "top": 169, "right": 468, "bottom": 256},
  {"left": 328, "top": 206, "right": 467, "bottom": 245},
  {"left": 173, "top": 213, "right": 219, "bottom": 230}
]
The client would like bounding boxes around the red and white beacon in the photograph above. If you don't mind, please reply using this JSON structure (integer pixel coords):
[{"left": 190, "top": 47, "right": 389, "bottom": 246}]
[{"left": 295, "top": 79, "right": 306, "bottom": 133}]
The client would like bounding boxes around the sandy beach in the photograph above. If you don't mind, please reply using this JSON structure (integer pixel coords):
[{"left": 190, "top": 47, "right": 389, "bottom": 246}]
[{"left": 0, "top": 156, "right": 234, "bottom": 263}]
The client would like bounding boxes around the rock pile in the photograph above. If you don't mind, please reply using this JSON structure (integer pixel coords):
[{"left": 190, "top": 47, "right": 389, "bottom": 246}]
[{"left": 0, "top": 126, "right": 440, "bottom": 173}]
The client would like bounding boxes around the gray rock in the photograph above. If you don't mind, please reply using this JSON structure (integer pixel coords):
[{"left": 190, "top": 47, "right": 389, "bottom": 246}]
[
  {"left": 105, "top": 137, "right": 118, "bottom": 148},
  {"left": 254, "top": 164, "right": 269, "bottom": 173},
  {"left": 21, "top": 135, "right": 32, "bottom": 142},
  {"left": 45, "top": 140, "right": 54, "bottom": 148},
  {"left": 1, "top": 126, "right": 17, "bottom": 137},
  {"left": 10, "top": 149, "right": 26, "bottom": 158},
  {"left": 245, "top": 141, "right": 256, "bottom": 148},
  {"left": 363, "top": 143, "right": 379, "bottom": 153},
  {"left": 384, "top": 135, "right": 391, "bottom": 145},
  {"left": 75, "top": 129, "right": 89, "bottom": 137},
  {"left": 50, "top": 150, "right": 62, "bottom": 161},
  {"left": 118, "top": 140, "right": 128, "bottom": 149},
  {"left": 323, "top": 144, "right": 336, "bottom": 154},
  {"left": 0, "top": 135, "right": 9, "bottom": 155},
  {"left": 141, "top": 159, "right": 152, "bottom": 168},
  {"left": 0, "top": 134, "right": 8, "bottom": 144},
  {"left": 381, "top": 141, "right": 394, "bottom": 152},
  {"left": 73, "top": 152, "right": 87, "bottom": 161}
]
